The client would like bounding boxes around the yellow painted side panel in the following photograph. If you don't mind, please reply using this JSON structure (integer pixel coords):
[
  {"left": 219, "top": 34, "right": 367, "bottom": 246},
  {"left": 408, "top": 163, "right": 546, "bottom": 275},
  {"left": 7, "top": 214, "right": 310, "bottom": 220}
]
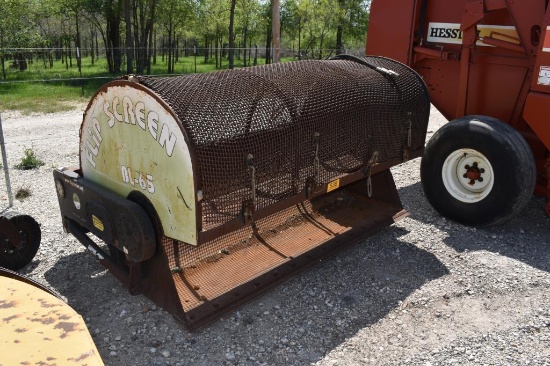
[
  {"left": 81, "top": 83, "right": 197, "bottom": 244},
  {"left": 0, "top": 276, "right": 104, "bottom": 365}
]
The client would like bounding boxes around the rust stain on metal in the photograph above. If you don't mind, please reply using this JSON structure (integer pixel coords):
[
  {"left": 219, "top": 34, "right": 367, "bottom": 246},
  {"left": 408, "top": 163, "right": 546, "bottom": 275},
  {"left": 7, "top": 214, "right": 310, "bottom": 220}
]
[
  {"left": 58, "top": 314, "right": 71, "bottom": 321},
  {"left": 3, "top": 314, "right": 19, "bottom": 322},
  {"left": 0, "top": 300, "right": 17, "bottom": 308},
  {"left": 38, "top": 298, "right": 61, "bottom": 308},
  {"left": 28, "top": 316, "right": 56, "bottom": 325},
  {"left": 42, "top": 317, "right": 55, "bottom": 325},
  {"left": 54, "top": 321, "right": 80, "bottom": 338},
  {"left": 71, "top": 349, "right": 96, "bottom": 362}
]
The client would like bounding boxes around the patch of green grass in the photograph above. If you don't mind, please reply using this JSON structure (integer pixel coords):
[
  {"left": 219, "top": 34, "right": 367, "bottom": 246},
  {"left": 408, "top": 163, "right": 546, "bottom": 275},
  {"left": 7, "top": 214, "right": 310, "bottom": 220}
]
[
  {"left": 3, "top": 55, "right": 113, "bottom": 80},
  {"left": 0, "top": 54, "right": 296, "bottom": 114},
  {"left": 0, "top": 82, "right": 94, "bottom": 114},
  {"left": 14, "top": 148, "right": 45, "bottom": 170}
]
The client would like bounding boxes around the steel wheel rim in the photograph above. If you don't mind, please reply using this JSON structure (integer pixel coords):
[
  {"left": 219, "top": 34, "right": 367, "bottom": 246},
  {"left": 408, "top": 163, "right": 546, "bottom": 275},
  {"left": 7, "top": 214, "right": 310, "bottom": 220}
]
[{"left": 442, "top": 148, "right": 494, "bottom": 203}]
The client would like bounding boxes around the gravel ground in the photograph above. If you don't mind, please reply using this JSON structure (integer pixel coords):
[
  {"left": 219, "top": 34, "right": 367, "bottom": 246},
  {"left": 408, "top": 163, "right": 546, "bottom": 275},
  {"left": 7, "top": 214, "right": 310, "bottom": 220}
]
[{"left": 1, "top": 106, "right": 549, "bottom": 366}]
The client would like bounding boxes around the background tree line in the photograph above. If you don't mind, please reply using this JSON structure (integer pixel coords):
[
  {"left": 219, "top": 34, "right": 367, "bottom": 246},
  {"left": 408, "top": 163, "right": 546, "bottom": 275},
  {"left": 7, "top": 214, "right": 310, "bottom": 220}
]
[{"left": 0, "top": 0, "right": 370, "bottom": 79}]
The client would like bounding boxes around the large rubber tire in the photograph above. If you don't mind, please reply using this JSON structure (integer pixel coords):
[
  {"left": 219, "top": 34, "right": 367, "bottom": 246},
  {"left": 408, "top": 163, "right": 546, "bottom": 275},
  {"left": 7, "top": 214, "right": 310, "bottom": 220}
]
[
  {"left": 0, "top": 213, "right": 41, "bottom": 270},
  {"left": 420, "top": 115, "right": 536, "bottom": 227}
]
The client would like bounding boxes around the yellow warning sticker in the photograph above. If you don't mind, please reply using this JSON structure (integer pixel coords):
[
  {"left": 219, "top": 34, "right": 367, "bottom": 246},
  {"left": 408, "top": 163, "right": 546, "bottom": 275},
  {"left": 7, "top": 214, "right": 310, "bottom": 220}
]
[
  {"left": 92, "top": 215, "right": 104, "bottom": 231},
  {"left": 327, "top": 179, "right": 340, "bottom": 192}
]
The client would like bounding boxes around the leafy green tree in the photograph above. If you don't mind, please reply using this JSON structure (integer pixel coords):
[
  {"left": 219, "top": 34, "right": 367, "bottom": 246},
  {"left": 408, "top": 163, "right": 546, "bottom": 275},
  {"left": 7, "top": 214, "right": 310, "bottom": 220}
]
[
  {"left": 79, "top": 0, "right": 123, "bottom": 73},
  {"left": 335, "top": 0, "right": 369, "bottom": 54},
  {"left": 130, "top": 0, "right": 158, "bottom": 74},
  {"left": 262, "top": 0, "right": 272, "bottom": 64},
  {"left": 46, "top": 0, "right": 87, "bottom": 70},
  {"left": 157, "top": 0, "right": 195, "bottom": 73},
  {"left": 0, "top": 0, "right": 371, "bottom": 79},
  {"left": 0, "top": 0, "right": 42, "bottom": 77},
  {"left": 196, "top": 0, "right": 228, "bottom": 69},
  {"left": 293, "top": 0, "right": 336, "bottom": 59},
  {"left": 236, "top": 0, "right": 262, "bottom": 66},
  {"left": 281, "top": 0, "right": 300, "bottom": 57}
]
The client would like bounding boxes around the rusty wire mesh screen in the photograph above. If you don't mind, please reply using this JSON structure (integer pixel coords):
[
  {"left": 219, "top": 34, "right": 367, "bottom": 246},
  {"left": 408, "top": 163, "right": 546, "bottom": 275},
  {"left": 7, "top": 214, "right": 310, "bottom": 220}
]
[
  {"left": 160, "top": 186, "right": 405, "bottom": 313},
  {"left": 137, "top": 56, "right": 429, "bottom": 232}
]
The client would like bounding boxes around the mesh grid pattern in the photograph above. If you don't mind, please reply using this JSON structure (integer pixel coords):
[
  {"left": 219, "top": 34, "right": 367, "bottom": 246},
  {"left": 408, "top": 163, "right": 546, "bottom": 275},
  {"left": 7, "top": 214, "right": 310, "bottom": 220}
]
[
  {"left": 137, "top": 56, "right": 429, "bottom": 231},
  {"left": 168, "top": 191, "right": 357, "bottom": 269},
  {"left": 161, "top": 188, "right": 404, "bottom": 312}
]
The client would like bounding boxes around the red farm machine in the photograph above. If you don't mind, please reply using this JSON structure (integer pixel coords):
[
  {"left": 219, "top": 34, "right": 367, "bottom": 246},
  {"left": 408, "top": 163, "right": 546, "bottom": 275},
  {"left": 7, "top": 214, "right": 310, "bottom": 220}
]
[{"left": 367, "top": 0, "right": 550, "bottom": 225}]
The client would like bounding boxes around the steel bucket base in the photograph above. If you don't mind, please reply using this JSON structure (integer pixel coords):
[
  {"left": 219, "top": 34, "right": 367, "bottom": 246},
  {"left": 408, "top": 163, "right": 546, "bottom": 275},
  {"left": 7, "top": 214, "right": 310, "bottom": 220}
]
[{"left": 109, "top": 170, "right": 406, "bottom": 330}]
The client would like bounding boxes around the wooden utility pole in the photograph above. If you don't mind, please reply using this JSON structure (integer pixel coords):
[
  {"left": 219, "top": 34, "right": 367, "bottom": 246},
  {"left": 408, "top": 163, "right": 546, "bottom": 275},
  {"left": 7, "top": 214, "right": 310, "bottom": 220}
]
[{"left": 272, "top": 0, "right": 280, "bottom": 63}]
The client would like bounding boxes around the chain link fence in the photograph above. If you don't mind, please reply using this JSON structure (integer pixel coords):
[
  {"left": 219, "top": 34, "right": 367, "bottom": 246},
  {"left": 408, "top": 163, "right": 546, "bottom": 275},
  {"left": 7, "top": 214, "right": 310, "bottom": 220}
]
[{"left": 0, "top": 47, "right": 367, "bottom": 85}]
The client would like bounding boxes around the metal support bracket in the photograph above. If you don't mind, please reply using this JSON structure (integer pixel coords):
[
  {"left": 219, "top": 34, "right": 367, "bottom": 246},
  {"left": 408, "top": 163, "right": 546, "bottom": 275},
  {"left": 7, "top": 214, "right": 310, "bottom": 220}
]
[
  {"left": 243, "top": 154, "right": 257, "bottom": 224},
  {"left": 305, "top": 132, "right": 323, "bottom": 199},
  {"left": 313, "top": 132, "right": 320, "bottom": 183},
  {"left": 246, "top": 154, "right": 257, "bottom": 208},
  {"left": 363, "top": 151, "right": 379, "bottom": 198},
  {"left": 403, "top": 119, "right": 413, "bottom": 162}
]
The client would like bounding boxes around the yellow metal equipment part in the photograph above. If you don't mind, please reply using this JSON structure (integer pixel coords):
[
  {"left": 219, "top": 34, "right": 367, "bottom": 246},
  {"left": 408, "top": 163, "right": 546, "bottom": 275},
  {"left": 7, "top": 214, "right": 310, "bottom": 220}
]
[{"left": 0, "top": 272, "right": 104, "bottom": 366}]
